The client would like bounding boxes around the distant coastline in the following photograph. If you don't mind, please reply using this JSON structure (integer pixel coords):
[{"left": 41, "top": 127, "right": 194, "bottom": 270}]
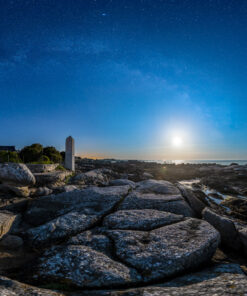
[{"left": 152, "top": 160, "right": 247, "bottom": 165}]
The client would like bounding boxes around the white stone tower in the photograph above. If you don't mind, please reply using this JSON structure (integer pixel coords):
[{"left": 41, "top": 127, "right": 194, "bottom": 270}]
[{"left": 65, "top": 136, "right": 75, "bottom": 171}]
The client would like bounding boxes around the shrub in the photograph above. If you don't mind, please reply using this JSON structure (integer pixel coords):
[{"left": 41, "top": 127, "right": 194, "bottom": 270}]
[
  {"left": 55, "top": 164, "right": 66, "bottom": 171},
  {"left": 60, "top": 151, "right": 65, "bottom": 161},
  {"left": 19, "top": 143, "right": 43, "bottom": 163},
  {"left": 38, "top": 155, "right": 52, "bottom": 163},
  {"left": 43, "top": 146, "right": 62, "bottom": 163},
  {"left": 0, "top": 151, "right": 21, "bottom": 163}
]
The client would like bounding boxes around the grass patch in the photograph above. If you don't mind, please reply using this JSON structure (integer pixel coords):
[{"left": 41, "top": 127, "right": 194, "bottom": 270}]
[{"left": 56, "top": 164, "right": 66, "bottom": 171}]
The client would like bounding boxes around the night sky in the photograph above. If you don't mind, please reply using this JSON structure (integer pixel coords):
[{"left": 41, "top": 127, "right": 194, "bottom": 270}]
[{"left": 1, "top": 0, "right": 247, "bottom": 160}]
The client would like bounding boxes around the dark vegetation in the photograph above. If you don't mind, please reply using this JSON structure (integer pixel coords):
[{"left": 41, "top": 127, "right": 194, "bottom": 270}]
[{"left": 0, "top": 143, "right": 65, "bottom": 164}]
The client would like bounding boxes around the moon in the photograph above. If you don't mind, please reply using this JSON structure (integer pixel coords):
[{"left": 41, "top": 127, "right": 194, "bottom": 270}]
[{"left": 172, "top": 136, "right": 183, "bottom": 147}]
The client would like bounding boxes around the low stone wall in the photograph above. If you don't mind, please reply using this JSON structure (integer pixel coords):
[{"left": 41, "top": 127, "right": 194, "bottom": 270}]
[{"left": 26, "top": 164, "right": 59, "bottom": 173}]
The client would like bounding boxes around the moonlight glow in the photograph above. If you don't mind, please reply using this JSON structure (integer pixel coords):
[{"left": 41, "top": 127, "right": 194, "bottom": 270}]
[{"left": 172, "top": 136, "right": 183, "bottom": 147}]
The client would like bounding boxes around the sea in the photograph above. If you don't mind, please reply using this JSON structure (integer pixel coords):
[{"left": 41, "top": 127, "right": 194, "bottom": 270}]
[{"left": 147, "top": 160, "right": 247, "bottom": 166}]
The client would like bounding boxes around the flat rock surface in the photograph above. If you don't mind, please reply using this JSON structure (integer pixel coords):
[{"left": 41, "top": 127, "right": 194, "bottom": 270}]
[
  {"left": 136, "top": 179, "right": 180, "bottom": 195},
  {"left": 109, "top": 179, "right": 136, "bottom": 188},
  {"left": 103, "top": 209, "right": 184, "bottom": 230},
  {"left": 0, "top": 163, "right": 35, "bottom": 186},
  {"left": 119, "top": 191, "right": 194, "bottom": 216},
  {"left": 26, "top": 212, "right": 99, "bottom": 248},
  {"left": 25, "top": 185, "right": 130, "bottom": 226},
  {"left": 36, "top": 245, "right": 141, "bottom": 288},
  {"left": 68, "top": 231, "right": 112, "bottom": 255},
  {"left": 74, "top": 263, "right": 247, "bottom": 296},
  {"left": 107, "top": 218, "right": 220, "bottom": 281}
]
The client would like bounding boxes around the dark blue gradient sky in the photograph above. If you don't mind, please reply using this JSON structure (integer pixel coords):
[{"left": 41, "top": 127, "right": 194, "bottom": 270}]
[{"left": 1, "top": 0, "right": 247, "bottom": 159}]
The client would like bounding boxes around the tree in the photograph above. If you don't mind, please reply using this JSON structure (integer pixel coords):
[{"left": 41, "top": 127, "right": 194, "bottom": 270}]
[
  {"left": 0, "top": 151, "right": 21, "bottom": 163},
  {"left": 60, "top": 151, "right": 65, "bottom": 161},
  {"left": 19, "top": 144, "right": 43, "bottom": 163},
  {"left": 43, "top": 146, "right": 62, "bottom": 163}
]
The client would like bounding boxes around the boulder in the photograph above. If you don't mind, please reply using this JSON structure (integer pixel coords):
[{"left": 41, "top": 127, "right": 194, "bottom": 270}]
[
  {"left": 63, "top": 185, "right": 78, "bottom": 192},
  {"left": 202, "top": 207, "right": 241, "bottom": 250},
  {"left": 109, "top": 179, "right": 136, "bottom": 188},
  {"left": 178, "top": 184, "right": 207, "bottom": 216},
  {"left": 25, "top": 185, "right": 130, "bottom": 226},
  {"left": 239, "top": 227, "right": 247, "bottom": 253},
  {"left": 136, "top": 179, "right": 180, "bottom": 195},
  {"left": 119, "top": 191, "right": 194, "bottom": 217},
  {"left": 107, "top": 218, "right": 220, "bottom": 281},
  {"left": 8, "top": 186, "right": 30, "bottom": 197},
  {"left": 0, "top": 198, "right": 29, "bottom": 215},
  {"left": 0, "top": 211, "right": 19, "bottom": 239},
  {"left": 0, "top": 234, "right": 23, "bottom": 250},
  {"left": 0, "top": 163, "right": 35, "bottom": 186},
  {"left": 103, "top": 209, "right": 184, "bottom": 231},
  {"left": 142, "top": 172, "right": 154, "bottom": 179},
  {"left": 0, "top": 184, "right": 30, "bottom": 197},
  {"left": 26, "top": 163, "right": 59, "bottom": 173},
  {"left": 34, "top": 171, "right": 72, "bottom": 186},
  {"left": 25, "top": 186, "right": 130, "bottom": 247},
  {"left": 77, "top": 263, "right": 247, "bottom": 296},
  {"left": 35, "top": 245, "right": 141, "bottom": 288},
  {"left": 0, "top": 275, "right": 63, "bottom": 295},
  {"left": 31, "top": 186, "right": 53, "bottom": 197},
  {"left": 26, "top": 212, "right": 99, "bottom": 248},
  {"left": 71, "top": 168, "right": 115, "bottom": 186}
]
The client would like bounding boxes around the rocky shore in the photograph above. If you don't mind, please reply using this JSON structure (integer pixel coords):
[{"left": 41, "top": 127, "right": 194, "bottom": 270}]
[{"left": 0, "top": 159, "right": 247, "bottom": 295}]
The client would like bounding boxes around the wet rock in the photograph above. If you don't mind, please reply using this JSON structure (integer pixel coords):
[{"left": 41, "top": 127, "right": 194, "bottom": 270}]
[
  {"left": 25, "top": 185, "right": 130, "bottom": 226},
  {"left": 68, "top": 230, "right": 112, "bottom": 256},
  {"left": 178, "top": 184, "right": 207, "bottom": 216},
  {"left": 34, "top": 171, "right": 72, "bottom": 186},
  {"left": 0, "top": 275, "right": 63, "bottom": 295},
  {"left": 107, "top": 218, "right": 220, "bottom": 281},
  {"left": 109, "top": 179, "right": 136, "bottom": 188},
  {"left": 119, "top": 191, "right": 194, "bottom": 217},
  {"left": 202, "top": 207, "right": 242, "bottom": 250},
  {"left": 36, "top": 245, "right": 141, "bottom": 288},
  {"left": 0, "top": 163, "right": 35, "bottom": 186},
  {"left": 136, "top": 179, "right": 180, "bottom": 195},
  {"left": 77, "top": 263, "right": 247, "bottom": 296},
  {"left": 221, "top": 197, "right": 247, "bottom": 220},
  {"left": 0, "top": 234, "right": 23, "bottom": 250},
  {"left": 200, "top": 176, "right": 238, "bottom": 195},
  {"left": 0, "top": 211, "right": 19, "bottom": 239},
  {"left": 208, "top": 192, "right": 223, "bottom": 200},
  {"left": 103, "top": 209, "right": 184, "bottom": 231}
]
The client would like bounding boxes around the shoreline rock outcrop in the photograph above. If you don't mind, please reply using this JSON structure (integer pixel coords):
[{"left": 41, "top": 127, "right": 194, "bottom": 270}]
[{"left": 0, "top": 160, "right": 247, "bottom": 295}]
